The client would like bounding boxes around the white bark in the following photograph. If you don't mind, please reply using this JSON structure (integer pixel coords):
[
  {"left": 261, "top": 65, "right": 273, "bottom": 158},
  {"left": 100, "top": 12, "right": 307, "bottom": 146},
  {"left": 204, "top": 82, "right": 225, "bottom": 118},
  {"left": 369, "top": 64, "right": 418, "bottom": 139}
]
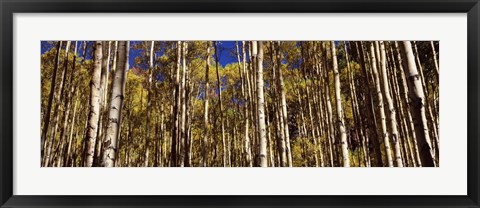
[
  {"left": 102, "top": 41, "right": 129, "bottom": 167},
  {"left": 379, "top": 41, "right": 403, "bottom": 167},
  {"left": 331, "top": 41, "right": 350, "bottom": 167},
  {"left": 399, "top": 41, "right": 436, "bottom": 167},
  {"left": 370, "top": 42, "right": 394, "bottom": 167},
  {"left": 84, "top": 41, "right": 102, "bottom": 167},
  {"left": 256, "top": 41, "right": 267, "bottom": 167}
]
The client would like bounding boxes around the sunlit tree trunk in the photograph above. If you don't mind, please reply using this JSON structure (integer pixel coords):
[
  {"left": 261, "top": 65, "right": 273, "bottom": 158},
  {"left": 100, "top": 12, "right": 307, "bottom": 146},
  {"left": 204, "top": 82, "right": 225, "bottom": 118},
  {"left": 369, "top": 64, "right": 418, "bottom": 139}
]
[
  {"left": 356, "top": 41, "right": 382, "bottom": 167},
  {"left": 84, "top": 41, "right": 102, "bottom": 167},
  {"left": 331, "top": 41, "right": 350, "bottom": 167},
  {"left": 144, "top": 41, "right": 155, "bottom": 167},
  {"left": 44, "top": 41, "right": 71, "bottom": 167},
  {"left": 57, "top": 41, "right": 78, "bottom": 167},
  {"left": 275, "top": 41, "right": 293, "bottom": 167},
  {"left": 320, "top": 42, "right": 337, "bottom": 166},
  {"left": 102, "top": 41, "right": 129, "bottom": 167},
  {"left": 202, "top": 42, "right": 210, "bottom": 167},
  {"left": 181, "top": 41, "right": 190, "bottom": 167},
  {"left": 379, "top": 41, "right": 403, "bottom": 167},
  {"left": 170, "top": 41, "right": 181, "bottom": 167},
  {"left": 368, "top": 42, "right": 393, "bottom": 167},
  {"left": 430, "top": 41, "right": 439, "bottom": 75},
  {"left": 393, "top": 41, "right": 422, "bottom": 166},
  {"left": 399, "top": 41, "right": 436, "bottom": 167},
  {"left": 254, "top": 41, "right": 267, "bottom": 167},
  {"left": 41, "top": 41, "right": 62, "bottom": 159},
  {"left": 213, "top": 41, "right": 227, "bottom": 167},
  {"left": 94, "top": 41, "right": 111, "bottom": 166}
]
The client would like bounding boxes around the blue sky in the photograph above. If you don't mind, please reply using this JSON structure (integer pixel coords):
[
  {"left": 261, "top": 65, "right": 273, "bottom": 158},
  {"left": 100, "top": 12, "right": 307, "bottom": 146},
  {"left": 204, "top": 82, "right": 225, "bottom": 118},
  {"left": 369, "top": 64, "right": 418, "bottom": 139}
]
[{"left": 41, "top": 41, "right": 239, "bottom": 68}]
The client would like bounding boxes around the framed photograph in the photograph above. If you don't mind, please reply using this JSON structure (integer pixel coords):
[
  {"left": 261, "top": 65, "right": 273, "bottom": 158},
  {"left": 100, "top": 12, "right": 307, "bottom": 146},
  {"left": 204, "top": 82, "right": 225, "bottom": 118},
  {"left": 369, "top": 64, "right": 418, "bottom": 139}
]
[{"left": 1, "top": 0, "right": 479, "bottom": 207}]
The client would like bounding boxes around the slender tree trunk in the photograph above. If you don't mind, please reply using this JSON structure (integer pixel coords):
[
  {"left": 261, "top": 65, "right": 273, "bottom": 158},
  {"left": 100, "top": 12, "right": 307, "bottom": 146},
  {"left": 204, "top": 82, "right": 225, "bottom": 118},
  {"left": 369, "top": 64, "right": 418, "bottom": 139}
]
[
  {"left": 369, "top": 42, "right": 394, "bottom": 167},
  {"left": 379, "top": 41, "right": 403, "bottom": 167},
  {"left": 181, "top": 41, "right": 190, "bottom": 167},
  {"left": 331, "top": 41, "right": 350, "bottom": 167},
  {"left": 356, "top": 41, "right": 383, "bottom": 167},
  {"left": 202, "top": 42, "right": 211, "bottom": 167},
  {"left": 254, "top": 41, "right": 268, "bottom": 167},
  {"left": 57, "top": 41, "right": 79, "bottom": 166},
  {"left": 170, "top": 41, "right": 181, "bottom": 167},
  {"left": 143, "top": 41, "right": 155, "bottom": 167},
  {"left": 242, "top": 41, "right": 253, "bottom": 167},
  {"left": 393, "top": 41, "right": 422, "bottom": 166},
  {"left": 399, "top": 41, "right": 436, "bottom": 167},
  {"left": 102, "top": 41, "right": 129, "bottom": 167},
  {"left": 430, "top": 41, "right": 439, "bottom": 75},
  {"left": 83, "top": 41, "right": 103, "bottom": 167},
  {"left": 274, "top": 42, "right": 293, "bottom": 167},
  {"left": 213, "top": 41, "right": 227, "bottom": 167},
  {"left": 44, "top": 41, "right": 71, "bottom": 167},
  {"left": 41, "top": 41, "right": 62, "bottom": 159},
  {"left": 94, "top": 41, "right": 111, "bottom": 166}
]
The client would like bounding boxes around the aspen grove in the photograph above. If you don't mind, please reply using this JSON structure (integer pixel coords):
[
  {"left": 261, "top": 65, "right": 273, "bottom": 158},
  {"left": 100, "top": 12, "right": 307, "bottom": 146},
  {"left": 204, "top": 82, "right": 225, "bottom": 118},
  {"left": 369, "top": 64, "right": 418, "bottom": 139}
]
[{"left": 40, "top": 41, "right": 439, "bottom": 167}]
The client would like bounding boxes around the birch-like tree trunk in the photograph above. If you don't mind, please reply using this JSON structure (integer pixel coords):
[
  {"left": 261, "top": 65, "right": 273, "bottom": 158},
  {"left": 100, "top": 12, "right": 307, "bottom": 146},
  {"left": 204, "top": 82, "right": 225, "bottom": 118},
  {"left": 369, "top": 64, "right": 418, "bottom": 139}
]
[
  {"left": 44, "top": 41, "right": 71, "bottom": 167},
  {"left": 369, "top": 42, "right": 394, "bottom": 167},
  {"left": 41, "top": 41, "right": 62, "bottom": 158},
  {"left": 275, "top": 41, "right": 293, "bottom": 167},
  {"left": 399, "top": 41, "right": 436, "bottom": 167},
  {"left": 170, "top": 41, "right": 181, "bottom": 167},
  {"left": 102, "top": 41, "right": 129, "bottom": 167},
  {"left": 379, "top": 41, "right": 403, "bottom": 167},
  {"left": 331, "top": 41, "right": 350, "bottom": 167},
  {"left": 202, "top": 42, "right": 210, "bottom": 167},
  {"left": 254, "top": 41, "right": 267, "bottom": 167},
  {"left": 181, "top": 41, "right": 189, "bottom": 167},
  {"left": 84, "top": 41, "right": 103, "bottom": 167},
  {"left": 213, "top": 41, "right": 227, "bottom": 167},
  {"left": 144, "top": 41, "right": 155, "bottom": 167}
]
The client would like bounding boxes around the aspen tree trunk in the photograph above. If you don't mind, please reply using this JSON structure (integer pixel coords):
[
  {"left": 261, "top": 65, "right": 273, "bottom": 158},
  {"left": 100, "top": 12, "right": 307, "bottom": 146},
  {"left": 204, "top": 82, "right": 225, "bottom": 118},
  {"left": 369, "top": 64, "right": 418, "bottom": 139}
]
[
  {"left": 254, "top": 41, "right": 267, "bottom": 167},
  {"left": 250, "top": 41, "right": 260, "bottom": 166},
  {"left": 242, "top": 41, "right": 253, "bottom": 167},
  {"left": 388, "top": 44, "right": 417, "bottom": 167},
  {"left": 202, "top": 42, "right": 210, "bottom": 167},
  {"left": 57, "top": 41, "right": 78, "bottom": 166},
  {"left": 41, "top": 41, "right": 62, "bottom": 158},
  {"left": 111, "top": 41, "right": 118, "bottom": 73},
  {"left": 94, "top": 41, "right": 111, "bottom": 166},
  {"left": 412, "top": 42, "right": 439, "bottom": 162},
  {"left": 170, "top": 41, "right": 181, "bottom": 167},
  {"left": 275, "top": 41, "right": 293, "bottom": 167},
  {"left": 306, "top": 85, "right": 320, "bottom": 167},
  {"left": 44, "top": 41, "right": 71, "bottom": 167},
  {"left": 320, "top": 42, "right": 338, "bottom": 166},
  {"left": 368, "top": 42, "right": 394, "bottom": 167},
  {"left": 83, "top": 41, "right": 103, "bottom": 167},
  {"left": 399, "top": 41, "right": 436, "bottom": 167},
  {"left": 271, "top": 43, "right": 287, "bottom": 167},
  {"left": 331, "top": 41, "right": 350, "bottom": 167},
  {"left": 213, "top": 41, "right": 227, "bottom": 167},
  {"left": 379, "top": 41, "right": 403, "bottom": 167},
  {"left": 430, "top": 41, "right": 439, "bottom": 75},
  {"left": 345, "top": 42, "right": 367, "bottom": 166},
  {"left": 393, "top": 42, "right": 422, "bottom": 166},
  {"left": 181, "top": 42, "right": 190, "bottom": 167},
  {"left": 144, "top": 41, "right": 155, "bottom": 167},
  {"left": 66, "top": 90, "right": 79, "bottom": 166},
  {"left": 102, "top": 41, "right": 128, "bottom": 167},
  {"left": 356, "top": 41, "right": 382, "bottom": 167},
  {"left": 159, "top": 104, "right": 165, "bottom": 167}
]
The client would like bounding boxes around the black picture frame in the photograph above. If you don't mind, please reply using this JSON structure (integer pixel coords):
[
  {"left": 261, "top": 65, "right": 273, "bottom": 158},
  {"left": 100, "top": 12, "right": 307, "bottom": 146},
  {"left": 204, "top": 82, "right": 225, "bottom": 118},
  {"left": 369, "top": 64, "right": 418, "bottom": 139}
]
[{"left": 1, "top": 0, "right": 479, "bottom": 207}]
